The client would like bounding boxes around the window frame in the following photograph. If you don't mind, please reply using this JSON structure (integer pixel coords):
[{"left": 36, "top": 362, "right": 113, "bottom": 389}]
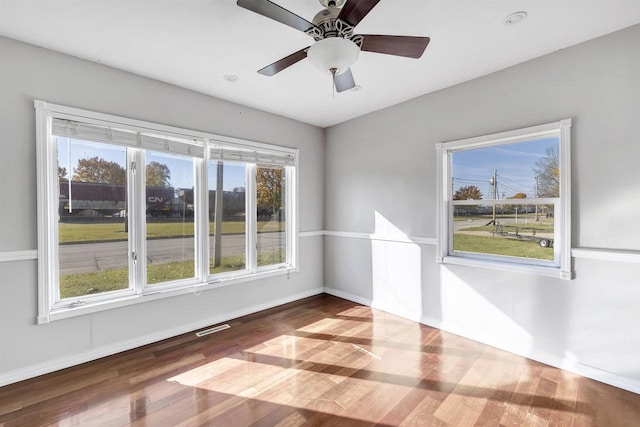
[
  {"left": 35, "top": 100, "right": 298, "bottom": 324},
  {"left": 436, "top": 119, "right": 573, "bottom": 279}
]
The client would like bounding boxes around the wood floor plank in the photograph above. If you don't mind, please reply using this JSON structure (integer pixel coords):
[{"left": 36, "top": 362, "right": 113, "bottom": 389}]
[{"left": 1, "top": 295, "right": 640, "bottom": 426}]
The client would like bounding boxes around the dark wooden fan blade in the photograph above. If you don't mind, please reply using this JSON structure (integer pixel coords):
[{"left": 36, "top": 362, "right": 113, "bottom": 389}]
[
  {"left": 258, "top": 48, "right": 309, "bottom": 76},
  {"left": 361, "top": 34, "right": 430, "bottom": 58},
  {"left": 335, "top": 68, "right": 356, "bottom": 92},
  {"left": 237, "top": 0, "right": 317, "bottom": 33},
  {"left": 338, "top": 0, "right": 381, "bottom": 27}
]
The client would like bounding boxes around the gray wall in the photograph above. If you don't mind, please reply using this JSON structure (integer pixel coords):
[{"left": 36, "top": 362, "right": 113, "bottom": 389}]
[
  {"left": 0, "top": 36, "right": 324, "bottom": 383},
  {"left": 324, "top": 24, "right": 640, "bottom": 391},
  {"left": 3, "top": 23, "right": 640, "bottom": 393}
]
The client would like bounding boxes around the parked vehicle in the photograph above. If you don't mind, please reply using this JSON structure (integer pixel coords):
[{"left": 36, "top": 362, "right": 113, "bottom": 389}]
[{"left": 492, "top": 223, "right": 553, "bottom": 248}]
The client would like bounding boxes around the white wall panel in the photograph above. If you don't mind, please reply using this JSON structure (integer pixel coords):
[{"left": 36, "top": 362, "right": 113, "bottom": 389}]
[
  {"left": 324, "top": 24, "right": 640, "bottom": 391},
  {"left": 0, "top": 36, "right": 324, "bottom": 384}
]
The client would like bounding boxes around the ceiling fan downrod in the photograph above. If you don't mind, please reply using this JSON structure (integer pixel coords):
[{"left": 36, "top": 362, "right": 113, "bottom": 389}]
[{"left": 319, "top": 0, "right": 345, "bottom": 7}]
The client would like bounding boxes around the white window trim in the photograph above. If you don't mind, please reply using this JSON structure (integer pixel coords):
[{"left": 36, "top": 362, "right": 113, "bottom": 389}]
[
  {"left": 436, "top": 119, "right": 573, "bottom": 280},
  {"left": 35, "top": 100, "right": 299, "bottom": 324}
]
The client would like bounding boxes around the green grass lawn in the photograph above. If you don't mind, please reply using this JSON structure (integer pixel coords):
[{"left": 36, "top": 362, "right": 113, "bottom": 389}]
[
  {"left": 60, "top": 250, "right": 286, "bottom": 299},
  {"left": 453, "top": 233, "right": 553, "bottom": 260},
  {"left": 59, "top": 220, "right": 284, "bottom": 243},
  {"left": 61, "top": 269, "right": 130, "bottom": 298}
]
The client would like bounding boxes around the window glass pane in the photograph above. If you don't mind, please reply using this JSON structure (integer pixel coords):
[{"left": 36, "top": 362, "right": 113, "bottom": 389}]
[
  {"left": 451, "top": 137, "right": 559, "bottom": 262},
  {"left": 145, "top": 151, "right": 195, "bottom": 285},
  {"left": 57, "top": 138, "right": 129, "bottom": 299},
  {"left": 452, "top": 203, "right": 555, "bottom": 261},
  {"left": 452, "top": 137, "right": 560, "bottom": 201},
  {"left": 209, "top": 161, "right": 247, "bottom": 275},
  {"left": 256, "top": 164, "right": 286, "bottom": 267}
]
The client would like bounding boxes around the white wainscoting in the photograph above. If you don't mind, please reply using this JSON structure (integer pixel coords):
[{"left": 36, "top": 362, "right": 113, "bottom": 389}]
[
  {"left": 0, "top": 231, "right": 326, "bottom": 264},
  {"left": 323, "top": 230, "right": 640, "bottom": 395},
  {"left": 0, "top": 250, "right": 37, "bottom": 263},
  {"left": 322, "top": 230, "right": 640, "bottom": 263},
  {"left": 3, "top": 235, "right": 637, "bottom": 264}
]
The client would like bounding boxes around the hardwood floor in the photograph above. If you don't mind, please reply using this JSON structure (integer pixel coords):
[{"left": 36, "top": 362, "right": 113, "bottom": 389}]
[{"left": 1, "top": 294, "right": 639, "bottom": 426}]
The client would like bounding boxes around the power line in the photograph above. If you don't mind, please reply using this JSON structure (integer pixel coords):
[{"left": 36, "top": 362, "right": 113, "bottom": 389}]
[{"left": 453, "top": 177, "right": 488, "bottom": 184}]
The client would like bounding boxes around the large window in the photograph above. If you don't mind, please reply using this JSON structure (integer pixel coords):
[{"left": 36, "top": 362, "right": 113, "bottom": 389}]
[
  {"left": 437, "top": 120, "right": 572, "bottom": 279},
  {"left": 36, "top": 100, "right": 298, "bottom": 323}
]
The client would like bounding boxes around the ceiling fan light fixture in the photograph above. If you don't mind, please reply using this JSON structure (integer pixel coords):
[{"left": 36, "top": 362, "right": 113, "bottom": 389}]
[{"left": 307, "top": 37, "right": 360, "bottom": 75}]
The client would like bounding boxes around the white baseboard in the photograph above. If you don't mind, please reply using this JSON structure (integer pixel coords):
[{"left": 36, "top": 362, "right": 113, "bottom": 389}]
[
  {"left": 323, "top": 286, "right": 372, "bottom": 307},
  {"left": 0, "top": 287, "right": 324, "bottom": 387},
  {"left": 419, "top": 314, "right": 640, "bottom": 395},
  {"left": 324, "top": 286, "right": 640, "bottom": 395}
]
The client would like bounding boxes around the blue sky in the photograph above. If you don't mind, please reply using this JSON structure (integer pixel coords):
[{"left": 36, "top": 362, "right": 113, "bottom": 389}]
[
  {"left": 58, "top": 138, "right": 246, "bottom": 190},
  {"left": 452, "top": 137, "right": 558, "bottom": 199}
]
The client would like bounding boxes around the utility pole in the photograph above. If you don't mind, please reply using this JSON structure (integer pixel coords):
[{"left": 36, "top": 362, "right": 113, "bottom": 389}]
[
  {"left": 214, "top": 162, "right": 224, "bottom": 267},
  {"left": 490, "top": 169, "right": 497, "bottom": 224},
  {"left": 535, "top": 175, "right": 539, "bottom": 222}
]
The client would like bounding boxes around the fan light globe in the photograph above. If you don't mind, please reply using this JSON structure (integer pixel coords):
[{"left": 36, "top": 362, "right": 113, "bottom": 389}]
[{"left": 307, "top": 37, "right": 360, "bottom": 75}]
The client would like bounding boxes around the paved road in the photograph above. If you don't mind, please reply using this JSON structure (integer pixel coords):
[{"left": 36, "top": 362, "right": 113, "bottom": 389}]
[
  {"left": 59, "top": 232, "right": 285, "bottom": 275},
  {"left": 453, "top": 217, "right": 547, "bottom": 231}
]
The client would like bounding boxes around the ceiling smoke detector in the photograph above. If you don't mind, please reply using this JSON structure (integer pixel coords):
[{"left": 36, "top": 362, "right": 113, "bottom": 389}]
[
  {"left": 223, "top": 74, "right": 239, "bottom": 83},
  {"left": 505, "top": 11, "right": 528, "bottom": 25}
]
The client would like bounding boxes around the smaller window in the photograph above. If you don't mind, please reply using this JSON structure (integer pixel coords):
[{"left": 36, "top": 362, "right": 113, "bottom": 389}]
[
  {"left": 208, "top": 161, "right": 247, "bottom": 276},
  {"left": 144, "top": 150, "right": 197, "bottom": 287},
  {"left": 256, "top": 164, "right": 287, "bottom": 268},
  {"left": 437, "top": 119, "right": 572, "bottom": 279}
]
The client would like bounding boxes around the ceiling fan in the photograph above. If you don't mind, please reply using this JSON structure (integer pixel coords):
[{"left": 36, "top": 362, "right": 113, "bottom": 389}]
[{"left": 236, "top": 0, "right": 431, "bottom": 92}]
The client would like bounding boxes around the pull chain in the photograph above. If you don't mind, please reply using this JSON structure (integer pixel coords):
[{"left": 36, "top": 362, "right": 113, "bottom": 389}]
[{"left": 330, "top": 68, "right": 337, "bottom": 98}]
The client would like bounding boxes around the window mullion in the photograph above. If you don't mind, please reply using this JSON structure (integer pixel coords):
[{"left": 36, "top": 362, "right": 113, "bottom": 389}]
[
  {"left": 51, "top": 139, "right": 62, "bottom": 305},
  {"left": 246, "top": 164, "right": 257, "bottom": 273},
  {"left": 129, "top": 148, "right": 146, "bottom": 293},
  {"left": 195, "top": 153, "right": 209, "bottom": 282},
  {"left": 285, "top": 165, "right": 296, "bottom": 268}
]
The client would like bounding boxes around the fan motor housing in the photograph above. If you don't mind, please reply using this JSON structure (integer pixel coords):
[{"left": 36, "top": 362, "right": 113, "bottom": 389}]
[
  {"left": 312, "top": 7, "right": 340, "bottom": 33},
  {"left": 312, "top": 6, "right": 355, "bottom": 39}
]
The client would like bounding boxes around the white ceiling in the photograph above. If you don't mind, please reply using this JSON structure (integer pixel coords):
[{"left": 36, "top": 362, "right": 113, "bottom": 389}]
[{"left": 1, "top": 1, "right": 640, "bottom": 128}]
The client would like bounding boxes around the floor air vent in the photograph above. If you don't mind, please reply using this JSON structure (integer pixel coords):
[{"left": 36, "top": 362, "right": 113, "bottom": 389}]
[{"left": 195, "top": 324, "right": 230, "bottom": 337}]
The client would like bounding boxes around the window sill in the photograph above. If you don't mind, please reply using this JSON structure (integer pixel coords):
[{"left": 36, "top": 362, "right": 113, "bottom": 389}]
[
  {"left": 438, "top": 255, "right": 573, "bottom": 280},
  {"left": 39, "top": 266, "right": 297, "bottom": 324}
]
